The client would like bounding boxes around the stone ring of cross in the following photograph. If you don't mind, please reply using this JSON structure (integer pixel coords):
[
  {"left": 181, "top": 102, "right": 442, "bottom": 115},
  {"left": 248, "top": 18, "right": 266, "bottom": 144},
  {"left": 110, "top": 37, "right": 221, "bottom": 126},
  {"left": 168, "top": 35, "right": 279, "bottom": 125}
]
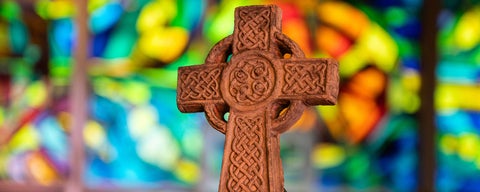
[
  {"left": 177, "top": 5, "right": 339, "bottom": 192},
  {"left": 201, "top": 35, "right": 313, "bottom": 126}
]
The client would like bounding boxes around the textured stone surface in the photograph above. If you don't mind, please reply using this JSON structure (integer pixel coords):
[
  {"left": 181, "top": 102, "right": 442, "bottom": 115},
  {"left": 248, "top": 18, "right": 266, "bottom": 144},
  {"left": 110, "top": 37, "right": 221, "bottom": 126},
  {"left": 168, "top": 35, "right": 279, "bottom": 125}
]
[{"left": 177, "top": 5, "right": 339, "bottom": 192}]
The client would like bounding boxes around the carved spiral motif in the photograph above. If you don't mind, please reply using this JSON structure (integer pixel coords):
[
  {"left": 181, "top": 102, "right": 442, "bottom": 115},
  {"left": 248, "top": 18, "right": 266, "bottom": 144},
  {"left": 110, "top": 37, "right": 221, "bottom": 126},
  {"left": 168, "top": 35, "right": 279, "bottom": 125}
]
[{"left": 228, "top": 56, "right": 274, "bottom": 105}]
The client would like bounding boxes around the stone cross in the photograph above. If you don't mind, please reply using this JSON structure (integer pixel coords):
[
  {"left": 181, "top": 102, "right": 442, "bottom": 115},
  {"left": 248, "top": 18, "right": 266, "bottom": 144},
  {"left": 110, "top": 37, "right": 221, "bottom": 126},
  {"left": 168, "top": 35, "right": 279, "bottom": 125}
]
[{"left": 177, "top": 5, "right": 339, "bottom": 192}]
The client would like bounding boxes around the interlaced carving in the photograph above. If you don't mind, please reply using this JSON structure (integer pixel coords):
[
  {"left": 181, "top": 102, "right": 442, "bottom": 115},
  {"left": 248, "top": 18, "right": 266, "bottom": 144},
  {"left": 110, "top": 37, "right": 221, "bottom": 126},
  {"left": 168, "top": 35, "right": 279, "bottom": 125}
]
[
  {"left": 282, "top": 62, "right": 327, "bottom": 95},
  {"left": 176, "top": 5, "right": 339, "bottom": 192},
  {"left": 236, "top": 7, "right": 270, "bottom": 52},
  {"left": 179, "top": 68, "right": 222, "bottom": 101},
  {"left": 229, "top": 56, "right": 274, "bottom": 105},
  {"left": 227, "top": 116, "right": 265, "bottom": 192}
]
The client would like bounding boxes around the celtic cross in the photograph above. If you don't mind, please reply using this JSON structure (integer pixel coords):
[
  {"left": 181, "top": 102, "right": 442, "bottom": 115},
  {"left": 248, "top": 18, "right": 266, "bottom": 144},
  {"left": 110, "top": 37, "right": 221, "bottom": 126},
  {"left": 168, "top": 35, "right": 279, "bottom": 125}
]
[{"left": 177, "top": 5, "right": 339, "bottom": 192}]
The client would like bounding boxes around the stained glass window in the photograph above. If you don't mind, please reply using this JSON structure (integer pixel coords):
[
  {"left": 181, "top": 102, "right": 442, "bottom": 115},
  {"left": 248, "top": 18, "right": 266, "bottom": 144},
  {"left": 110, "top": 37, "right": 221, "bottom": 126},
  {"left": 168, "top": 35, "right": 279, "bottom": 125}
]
[
  {"left": 83, "top": 0, "right": 207, "bottom": 189},
  {"left": 0, "top": 0, "right": 438, "bottom": 191},
  {"left": 311, "top": 1, "right": 421, "bottom": 191},
  {"left": 0, "top": 0, "right": 69, "bottom": 185},
  {"left": 436, "top": 0, "right": 480, "bottom": 191}
]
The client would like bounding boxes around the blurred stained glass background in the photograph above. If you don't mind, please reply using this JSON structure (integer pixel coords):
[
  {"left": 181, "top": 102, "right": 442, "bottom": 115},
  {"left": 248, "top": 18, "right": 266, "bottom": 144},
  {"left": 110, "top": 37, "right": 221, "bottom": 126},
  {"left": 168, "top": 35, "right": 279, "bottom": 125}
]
[
  {"left": 0, "top": 0, "right": 478, "bottom": 191},
  {"left": 436, "top": 0, "right": 480, "bottom": 191}
]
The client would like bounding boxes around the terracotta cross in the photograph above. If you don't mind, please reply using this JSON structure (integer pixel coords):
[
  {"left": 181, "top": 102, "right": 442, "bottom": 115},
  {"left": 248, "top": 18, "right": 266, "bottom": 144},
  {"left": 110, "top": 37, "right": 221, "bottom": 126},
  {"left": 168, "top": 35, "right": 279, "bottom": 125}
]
[{"left": 177, "top": 5, "right": 339, "bottom": 192}]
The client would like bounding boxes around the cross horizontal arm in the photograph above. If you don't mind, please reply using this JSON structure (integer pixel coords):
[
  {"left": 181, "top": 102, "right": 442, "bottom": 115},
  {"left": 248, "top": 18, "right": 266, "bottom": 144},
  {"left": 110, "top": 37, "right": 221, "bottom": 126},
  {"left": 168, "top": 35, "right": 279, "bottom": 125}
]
[
  {"left": 278, "top": 58, "right": 339, "bottom": 106},
  {"left": 177, "top": 64, "right": 225, "bottom": 112}
]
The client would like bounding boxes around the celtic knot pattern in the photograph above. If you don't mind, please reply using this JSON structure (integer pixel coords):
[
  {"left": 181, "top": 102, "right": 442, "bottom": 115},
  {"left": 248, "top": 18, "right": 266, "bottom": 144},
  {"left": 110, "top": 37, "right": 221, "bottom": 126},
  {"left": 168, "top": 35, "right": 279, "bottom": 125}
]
[
  {"left": 228, "top": 116, "right": 266, "bottom": 192},
  {"left": 235, "top": 7, "right": 270, "bottom": 52},
  {"left": 282, "top": 63, "right": 327, "bottom": 95},
  {"left": 228, "top": 56, "right": 274, "bottom": 105},
  {"left": 177, "top": 5, "right": 339, "bottom": 192},
  {"left": 179, "top": 68, "right": 221, "bottom": 101}
]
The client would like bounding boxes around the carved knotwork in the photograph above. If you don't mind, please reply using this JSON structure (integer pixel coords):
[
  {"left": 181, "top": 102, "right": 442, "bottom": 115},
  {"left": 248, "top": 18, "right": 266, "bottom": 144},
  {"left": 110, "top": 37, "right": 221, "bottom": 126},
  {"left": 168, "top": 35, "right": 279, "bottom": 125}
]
[
  {"left": 235, "top": 7, "right": 271, "bottom": 52},
  {"left": 282, "top": 62, "right": 327, "bottom": 95},
  {"left": 176, "top": 5, "right": 339, "bottom": 192},
  {"left": 178, "top": 66, "right": 222, "bottom": 101},
  {"left": 227, "top": 115, "right": 266, "bottom": 192}
]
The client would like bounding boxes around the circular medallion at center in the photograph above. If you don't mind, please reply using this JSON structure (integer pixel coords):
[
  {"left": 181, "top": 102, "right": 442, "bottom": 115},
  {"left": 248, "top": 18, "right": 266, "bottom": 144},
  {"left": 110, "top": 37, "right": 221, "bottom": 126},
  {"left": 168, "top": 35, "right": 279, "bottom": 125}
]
[{"left": 223, "top": 52, "right": 275, "bottom": 108}]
